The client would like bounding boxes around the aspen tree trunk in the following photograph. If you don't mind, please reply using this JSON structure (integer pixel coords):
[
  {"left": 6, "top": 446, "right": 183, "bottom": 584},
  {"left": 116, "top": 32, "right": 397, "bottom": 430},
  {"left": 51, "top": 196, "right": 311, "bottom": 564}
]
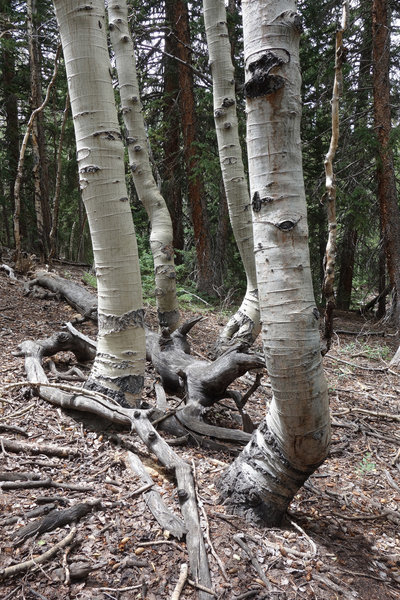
[
  {"left": 219, "top": 0, "right": 330, "bottom": 525},
  {"left": 53, "top": 0, "right": 145, "bottom": 407},
  {"left": 108, "top": 0, "right": 179, "bottom": 332},
  {"left": 203, "top": 0, "right": 261, "bottom": 353}
]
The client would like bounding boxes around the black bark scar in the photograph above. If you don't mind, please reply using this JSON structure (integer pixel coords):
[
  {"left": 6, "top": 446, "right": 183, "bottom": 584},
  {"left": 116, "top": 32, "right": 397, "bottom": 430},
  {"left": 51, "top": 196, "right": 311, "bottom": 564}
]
[{"left": 244, "top": 52, "right": 285, "bottom": 99}]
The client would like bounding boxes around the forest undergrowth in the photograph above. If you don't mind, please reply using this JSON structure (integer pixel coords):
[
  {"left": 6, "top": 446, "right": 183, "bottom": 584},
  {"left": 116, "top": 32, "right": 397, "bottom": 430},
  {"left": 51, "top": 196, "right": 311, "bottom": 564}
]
[{"left": 0, "top": 265, "right": 399, "bottom": 600}]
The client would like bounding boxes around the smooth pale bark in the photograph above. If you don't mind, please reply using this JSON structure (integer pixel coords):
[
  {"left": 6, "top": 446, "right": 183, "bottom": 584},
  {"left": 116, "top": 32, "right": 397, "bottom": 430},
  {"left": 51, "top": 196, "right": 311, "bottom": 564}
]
[
  {"left": 53, "top": 0, "right": 145, "bottom": 407},
  {"left": 107, "top": 0, "right": 179, "bottom": 332},
  {"left": 219, "top": 1, "right": 330, "bottom": 525},
  {"left": 203, "top": 0, "right": 260, "bottom": 353}
]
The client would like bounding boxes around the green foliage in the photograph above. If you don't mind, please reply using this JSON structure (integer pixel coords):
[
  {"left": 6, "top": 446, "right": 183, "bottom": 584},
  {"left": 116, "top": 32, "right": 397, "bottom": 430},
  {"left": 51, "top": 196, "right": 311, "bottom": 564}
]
[
  {"left": 339, "top": 341, "right": 391, "bottom": 361},
  {"left": 356, "top": 452, "right": 376, "bottom": 476},
  {"left": 82, "top": 271, "right": 97, "bottom": 289}
]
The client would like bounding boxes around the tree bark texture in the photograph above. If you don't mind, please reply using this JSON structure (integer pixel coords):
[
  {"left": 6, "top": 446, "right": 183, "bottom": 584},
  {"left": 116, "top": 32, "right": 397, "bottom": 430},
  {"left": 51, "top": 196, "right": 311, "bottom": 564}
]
[
  {"left": 219, "top": 1, "right": 331, "bottom": 526},
  {"left": 1, "top": 6, "right": 19, "bottom": 247},
  {"left": 27, "top": 0, "right": 51, "bottom": 258},
  {"left": 336, "top": 222, "right": 357, "bottom": 310},
  {"left": 53, "top": 0, "right": 145, "bottom": 407},
  {"left": 203, "top": 0, "right": 261, "bottom": 353},
  {"left": 108, "top": 0, "right": 179, "bottom": 332},
  {"left": 372, "top": 0, "right": 400, "bottom": 326},
  {"left": 163, "top": 0, "right": 184, "bottom": 261},
  {"left": 322, "top": 1, "right": 348, "bottom": 352},
  {"left": 173, "top": 0, "right": 214, "bottom": 296}
]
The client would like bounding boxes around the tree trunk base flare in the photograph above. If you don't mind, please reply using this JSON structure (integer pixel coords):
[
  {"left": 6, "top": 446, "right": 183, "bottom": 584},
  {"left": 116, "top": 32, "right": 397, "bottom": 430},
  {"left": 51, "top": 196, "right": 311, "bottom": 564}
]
[{"left": 218, "top": 420, "right": 321, "bottom": 526}]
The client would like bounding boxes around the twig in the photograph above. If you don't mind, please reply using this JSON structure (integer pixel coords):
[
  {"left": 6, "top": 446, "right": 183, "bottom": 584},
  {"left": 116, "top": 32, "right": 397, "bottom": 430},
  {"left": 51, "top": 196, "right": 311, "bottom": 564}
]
[
  {"left": 170, "top": 563, "right": 188, "bottom": 600},
  {"left": 233, "top": 533, "right": 270, "bottom": 588},
  {"left": 187, "top": 580, "right": 215, "bottom": 595},
  {"left": 180, "top": 289, "right": 211, "bottom": 305},
  {"left": 336, "top": 567, "right": 388, "bottom": 582},
  {"left": 333, "top": 407, "right": 400, "bottom": 422},
  {"left": 136, "top": 540, "right": 185, "bottom": 552},
  {"left": 331, "top": 511, "right": 390, "bottom": 521},
  {"left": 0, "top": 527, "right": 76, "bottom": 580},
  {"left": 97, "top": 585, "right": 142, "bottom": 592},
  {"left": 131, "top": 482, "right": 154, "bottom": 496},
  {"left": 325, "top": 354, "right": 391, "bottom": 372},
  {"left": 289, "top": 519, "right": 317, "bottom": 557}
]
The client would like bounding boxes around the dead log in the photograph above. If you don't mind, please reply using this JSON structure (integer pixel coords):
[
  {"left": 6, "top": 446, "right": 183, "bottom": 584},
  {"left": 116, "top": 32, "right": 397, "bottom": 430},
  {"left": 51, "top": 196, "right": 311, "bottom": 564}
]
[{"left": 27, "top": 270, "right": 97, "bottom": 319}]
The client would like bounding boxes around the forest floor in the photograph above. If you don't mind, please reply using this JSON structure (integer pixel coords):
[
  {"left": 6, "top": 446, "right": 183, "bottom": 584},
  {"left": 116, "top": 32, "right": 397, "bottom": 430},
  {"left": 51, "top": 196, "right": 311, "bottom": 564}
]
[{"left": 0, "top": 262, "right": 399, "bottom": 600}]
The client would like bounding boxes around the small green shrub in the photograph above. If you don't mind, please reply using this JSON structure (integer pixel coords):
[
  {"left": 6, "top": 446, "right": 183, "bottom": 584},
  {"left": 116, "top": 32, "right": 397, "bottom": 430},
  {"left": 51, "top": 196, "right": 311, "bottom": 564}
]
[
  {"left": 356, "top": 452, "right": 376, "bottom": 476},
  {"left": 82, "top": 271, "right": 97, "bottom": 289}
]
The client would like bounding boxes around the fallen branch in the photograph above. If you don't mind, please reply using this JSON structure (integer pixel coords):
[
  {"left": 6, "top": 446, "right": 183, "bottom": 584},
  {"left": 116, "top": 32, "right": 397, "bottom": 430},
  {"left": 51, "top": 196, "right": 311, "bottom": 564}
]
[
  {"left": 233, "top": 533, "right": 270, "bottom": 589},
  {"left": 192, "top": 459, "right": 228, "bottom": 581},
  {"left": 325, "top": 354, "right": 391, "bottom": 372},
  {"left": 13, "top": 500, "right": 101, "bottom": 543},
  {"left": 0, "top": 527, "right": 76, "bottom": 580},
  {"left": 333, "top": 407, "right": 400, "bottom": 422},
  {"left": 1, "top": 478, "right": 93, "bottom": 492},
  {"left": 126, "top": 451, "right": 186, "bottom": 539},
  {"left": 171, "top": 563, "right": 188, "bottom": 600},
  {"left": 0, "top": 437, "right": 80, "bottom": 458}
]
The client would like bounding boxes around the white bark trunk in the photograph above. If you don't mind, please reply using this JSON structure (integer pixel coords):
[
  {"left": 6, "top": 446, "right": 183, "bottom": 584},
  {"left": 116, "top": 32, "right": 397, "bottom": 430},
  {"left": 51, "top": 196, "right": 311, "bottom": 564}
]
[
  {"left": 203, "top": 0, "right": 260, "bottom": 352},
  {"left": 53, "top": 0, "right": 145, "bottom": 407},
  {"left": 219, "top": 0, "right": 330, "bottom": 525},
  {"left": 107, "top": 0, "right": 179, "bottom": 332}
]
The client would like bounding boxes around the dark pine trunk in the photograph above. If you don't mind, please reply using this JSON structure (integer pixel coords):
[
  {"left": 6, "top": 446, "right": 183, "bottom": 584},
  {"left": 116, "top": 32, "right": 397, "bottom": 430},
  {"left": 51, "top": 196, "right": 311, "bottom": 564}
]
[
  {"left": 173, "top": 0, "right": 214, "bottom": 295},
  {"left": 372, "top": 0, "right": 400, "bottom": 325},
  {"left": 163, "top": 0, "right": 184, "bottom": 263},
  {"left": 336, "top": 223, "right": 357, "bottom": 310},
  {"left": 1, "top": 5, "right": 19, "bottom": 247}
]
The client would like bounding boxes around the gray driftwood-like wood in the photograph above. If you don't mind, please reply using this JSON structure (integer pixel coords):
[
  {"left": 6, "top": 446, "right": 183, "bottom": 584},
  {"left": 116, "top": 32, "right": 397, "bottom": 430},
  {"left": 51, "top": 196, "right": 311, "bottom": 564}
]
[
  {"left": 126, "top": 451, "right": 186, "bottom": 539},
  {"left": 27, "top": 271, "right": 97, "bottom": 319},
  {"left": 16, "top": 338, "right": 213, "bottom": 598}
]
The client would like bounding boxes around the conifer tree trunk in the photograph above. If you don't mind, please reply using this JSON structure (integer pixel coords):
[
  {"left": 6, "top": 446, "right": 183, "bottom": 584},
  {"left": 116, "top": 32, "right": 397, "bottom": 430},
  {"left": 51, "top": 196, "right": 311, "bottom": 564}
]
[
  {"left": 53, "top": 0, "right": 145, "bottom": 407},
  {"left": 372, "top": 0, "right": 400, "bottom": 327},
  {"left": 107, "top": 0, "right": 179, "bottom": 332},
  {"left": 173, "top": 0, "right": 214, "bottom": 296},
  {"left": 163, "top": 0, "right": 184, "bottom": 262},
  {"left": 1, "top": 3, "right": 19, "bottom": 247},
  {"left": 203, "top": 0, "right": 260, "bottom": 353},
  {"left": 219, "top": 0, "right": 330, "bottom": 525},
  {"left": 27, "top": 0, "right": 51, "bottom": 258}
]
